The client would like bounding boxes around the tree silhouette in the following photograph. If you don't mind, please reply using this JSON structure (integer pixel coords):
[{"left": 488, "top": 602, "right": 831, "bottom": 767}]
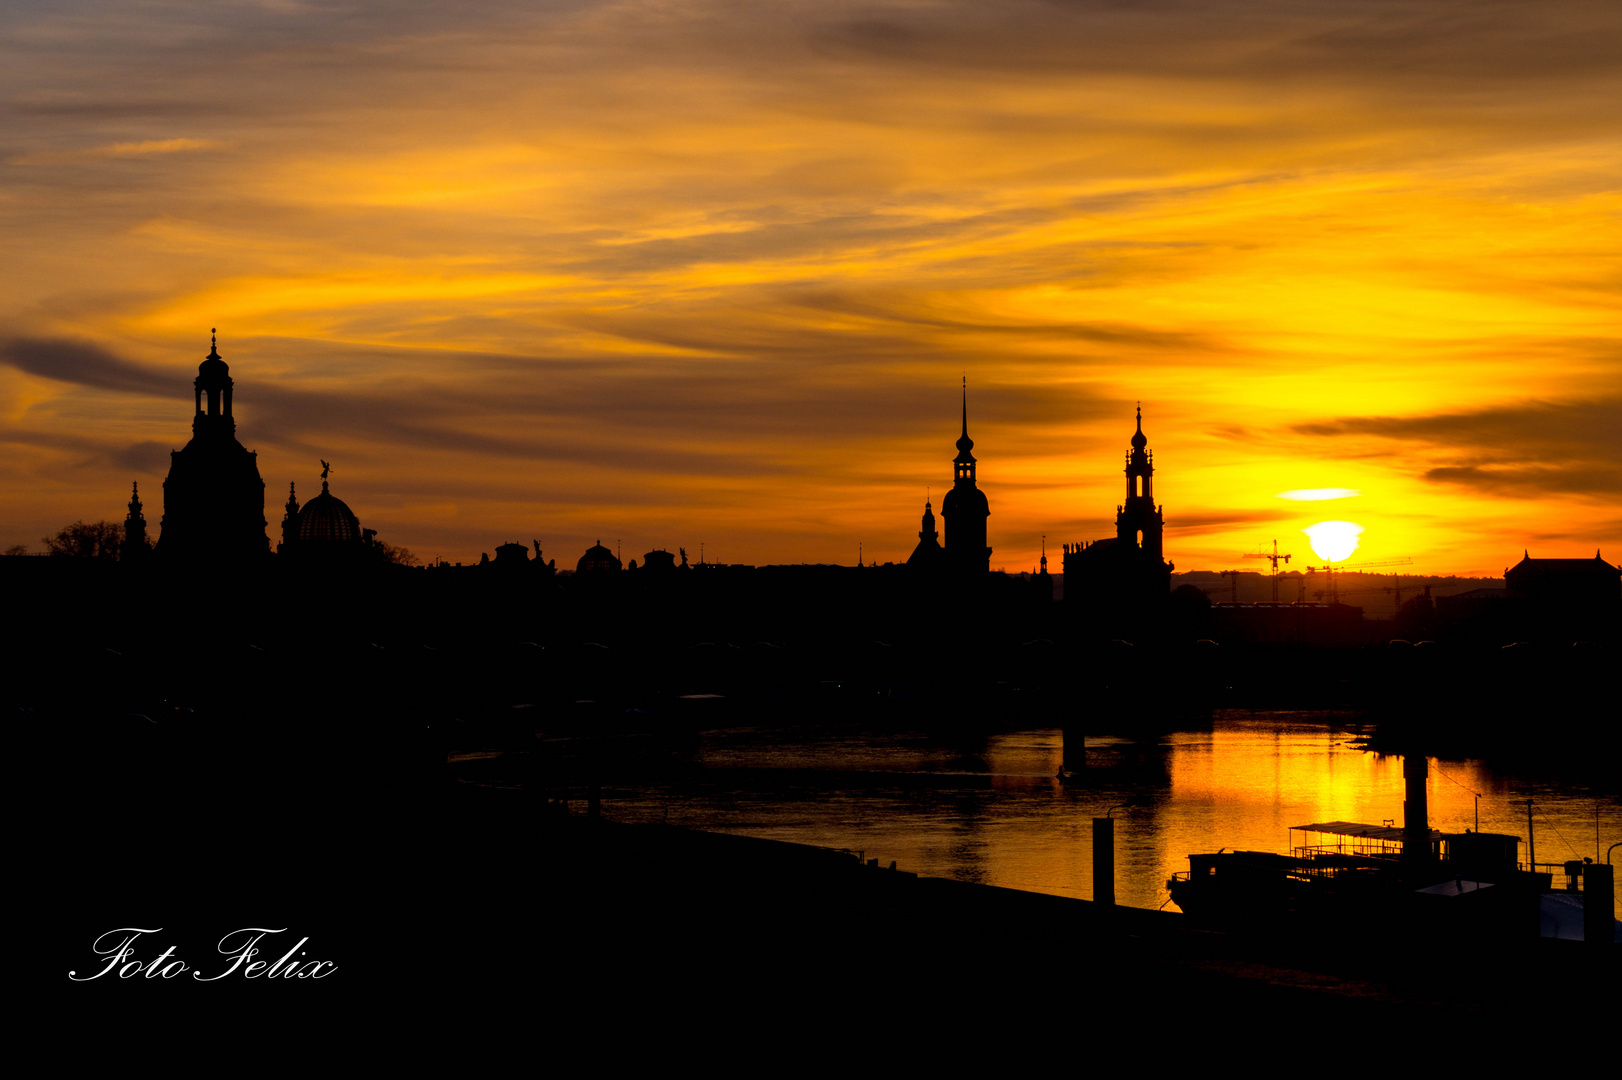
[
  {"left": 373, "top": 540, "right": 419, "bottom": 567},
  {"left": 43, "top": 520, "right": 128, "bottom": 560}
]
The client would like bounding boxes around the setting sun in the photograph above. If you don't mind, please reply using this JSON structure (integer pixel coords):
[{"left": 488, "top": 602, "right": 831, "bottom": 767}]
[{"left": 1302, "top": 521, "right": 1364, "bottom": 564}]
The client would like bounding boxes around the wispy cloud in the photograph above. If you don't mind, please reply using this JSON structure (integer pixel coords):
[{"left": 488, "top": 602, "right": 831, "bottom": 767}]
[
  {"left": 10, "top": 138, "right": 223, "bottom": 165},
  {"left": 1291, "top": 398, "right": 1622, "bottom": 497}
]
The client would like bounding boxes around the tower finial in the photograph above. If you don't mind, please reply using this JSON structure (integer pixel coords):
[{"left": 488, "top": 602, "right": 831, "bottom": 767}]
[
  {"left": 955, "top": 379, "right": 975, "bottom": 463},
  {"left": 206, "top": 327, "right": 221, "bottom": 361}
]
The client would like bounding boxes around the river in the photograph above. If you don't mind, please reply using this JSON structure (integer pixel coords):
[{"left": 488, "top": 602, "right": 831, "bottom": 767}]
[{"left": 586, "top": 709, "right": 1621, "bottom": 916}]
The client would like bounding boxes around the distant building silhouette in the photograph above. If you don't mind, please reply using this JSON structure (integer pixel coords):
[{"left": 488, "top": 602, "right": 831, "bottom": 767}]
[
  {"left": 906, "top": 499, "right": 947, "bottom": 570},
  {"left": 279, "top": 483, "right": 300, "bottom": 553},
  {"left": 577, "top": 541, "right": 622, "bottom": 573},
  {"left": 155, "top": 332, "right": 269, "bottom": 562},
  {"left": 941, "top": 381, "right": 991, "bottom": 574},
  {"left": 642, "top": 549, "right": 679, "bottom": 573},
  {"left": 121, "top": 482, "right": 148, "bottom": 561},
  {"left": 1503, "top": 549, "right": 1620, "bottom": 640},
  {"left": 1505, "top": 550, "right": 1619, "bottom": 607},
  {"left": 1063, "top": 405, "right": 1173, "bottom": 624}
]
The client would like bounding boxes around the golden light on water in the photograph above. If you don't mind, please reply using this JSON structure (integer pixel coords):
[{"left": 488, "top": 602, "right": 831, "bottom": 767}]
[{"left": 1303, "top": 521, "right": 1364, "bottom": 563}]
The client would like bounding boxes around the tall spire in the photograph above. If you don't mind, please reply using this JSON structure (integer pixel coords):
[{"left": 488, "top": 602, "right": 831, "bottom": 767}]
[
  {"left": 941, "top": 377, "right": 990, "bottom": 574},
  {"left": 122, "top": 481, "right": 148, "bottom": 559},
  {"left": 955, "top": 377, "right": 975, "bottom": 466}
]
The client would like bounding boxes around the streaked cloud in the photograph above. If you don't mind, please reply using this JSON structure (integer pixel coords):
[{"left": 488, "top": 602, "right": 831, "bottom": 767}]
[
  {"left": 2, "top": 1, "right": 1617, "bottom": 572},
  {"left": 1292, "top": 398, "right": 1622, "bottom": 497},
  {"left": 9, "top": 138, "right": 223, "bottom": 165},
  {"left": 1277, "top": 489, "right": 1361, "bottom": 502}
]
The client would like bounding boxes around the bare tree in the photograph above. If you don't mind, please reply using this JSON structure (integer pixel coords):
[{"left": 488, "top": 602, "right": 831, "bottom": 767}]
[
  {"left": 43, "top": 520, "right": 125, "bottom": 560},
  {"left": 373, "top": 540, "right": 419, "bottom": 567}
]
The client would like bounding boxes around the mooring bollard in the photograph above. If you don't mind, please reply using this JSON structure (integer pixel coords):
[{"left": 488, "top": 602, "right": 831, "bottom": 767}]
[
  {"left": 1584, "top": 862, "right": 1613, "bottom": 948},
  {"left": 1093, "top": 816, "right": 1115, "bottom": 906},
  {"left": 1063, "top": 723, "right": 1085, "bottom": 773}
]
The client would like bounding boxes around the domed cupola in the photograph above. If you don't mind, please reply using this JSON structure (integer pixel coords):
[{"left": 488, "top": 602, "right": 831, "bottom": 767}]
[
  {"left": 198, "top": 333, "right": 229, "bottom": 385},
  {"left": 576, "top": 540, "right": 622, "bottom": 573},
  {"left": 296, "top": 461, "right": 362, "bottom": 543},
  {"left": 192, "top": 328, "right": 236, "bottom": 440},
  {"left": 1130, "top": 405, "right": 1148, "bottom": 450}
]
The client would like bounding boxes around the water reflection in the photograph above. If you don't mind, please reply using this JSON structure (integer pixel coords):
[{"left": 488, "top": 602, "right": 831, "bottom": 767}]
[{"left": 600, "top": 710, "right": 1621, "bottom": 914}]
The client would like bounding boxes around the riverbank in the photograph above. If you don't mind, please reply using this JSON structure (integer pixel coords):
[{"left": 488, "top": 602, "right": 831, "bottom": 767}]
[
  {"left": 418, "top": 786, "right": 1613, "bottom": 1024},
  {"left": 46, "top": 779, "right": 1612, "bottom": 1044}
]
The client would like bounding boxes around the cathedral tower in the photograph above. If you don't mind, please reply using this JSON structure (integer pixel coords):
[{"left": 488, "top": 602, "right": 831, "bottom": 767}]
[
  {"left": 941, "top": 379, "right": 991, "bottom": 574},
  {"left": 155, "top": 331, "right": 269, "bottom": 563},
  {"left": 1116, "top": 405, "right": 1164, "bottom": 561},
  {"left": 1062, "top": 404, "right": 1173, "bottom": 629}
]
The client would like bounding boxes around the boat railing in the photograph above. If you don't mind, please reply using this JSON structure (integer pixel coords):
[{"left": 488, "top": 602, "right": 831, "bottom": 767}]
[
  {"left": 1293, "top": 843, "right": 1405, "bottom": 864},
  {"left": 1528, "top": 861, "right": 1592, "bottom": 892}
]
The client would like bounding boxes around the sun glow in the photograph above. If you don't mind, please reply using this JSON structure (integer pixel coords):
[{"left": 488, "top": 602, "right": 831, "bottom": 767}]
[
  {"left": 1303, "top": 521, "right": 1364, "bottom": 563},
  {"left": 1277, "top": 488, "right": 1360, "bottom": 502}
]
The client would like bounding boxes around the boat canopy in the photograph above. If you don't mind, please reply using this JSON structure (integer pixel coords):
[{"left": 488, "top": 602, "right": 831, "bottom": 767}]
[{"left": 1290, "top": 821, "right": 1468, "bottom": 843}]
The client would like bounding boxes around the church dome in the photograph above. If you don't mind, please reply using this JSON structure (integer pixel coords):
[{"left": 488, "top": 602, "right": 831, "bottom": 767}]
[
  {"left": 197, "top": 331, "right": 230, "bottom": 386},
  {"left": 576, "top": 541, "right": 622, "bottom": 573},
  {"left": 297, "top": 482, "right": 361, "bottom": 543}
]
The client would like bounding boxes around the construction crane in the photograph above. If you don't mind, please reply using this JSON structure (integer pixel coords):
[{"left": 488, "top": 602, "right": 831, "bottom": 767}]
[
  {"left": 1305, "top": 557, "right": 1413, "bottom": 604},
  {"left": 1217, "top": 568, "right": 1242, "bottom": 602},
  {"left": 1243, "top": 540, "right": 1293, "bottom": 601}
]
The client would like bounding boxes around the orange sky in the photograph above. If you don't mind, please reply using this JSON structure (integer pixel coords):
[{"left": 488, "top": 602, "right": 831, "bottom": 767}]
[{"left": 3, "top": 2, "right": 1618, "bottom": 573}]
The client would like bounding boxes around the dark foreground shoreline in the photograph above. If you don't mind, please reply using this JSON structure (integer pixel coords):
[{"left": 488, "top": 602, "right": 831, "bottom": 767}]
[{"left": 45, "top": 771, "right": 1615, "bottom": 1040}]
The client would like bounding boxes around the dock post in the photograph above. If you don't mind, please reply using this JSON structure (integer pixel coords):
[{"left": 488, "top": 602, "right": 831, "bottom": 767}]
[
  {"left": 1402, "top": 752, "right": 1429, "bottom": 862},
  {"left": 1093, "top": 816, "right": 1115, "bottom": 906},
  {"left": 1584, "top": 863, "right": 1613, "bottom": 948},
  {"left": 1063, "top": 723, "right": 1085, "bottom": 773},
  {"left": 587, "top": 727, "right": 601, "bottom": 821}
]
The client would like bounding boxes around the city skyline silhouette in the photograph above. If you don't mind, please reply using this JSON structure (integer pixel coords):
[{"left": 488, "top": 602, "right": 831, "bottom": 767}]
[{"left": 11, "top": 331, "right": 1618, "bottom": 589}]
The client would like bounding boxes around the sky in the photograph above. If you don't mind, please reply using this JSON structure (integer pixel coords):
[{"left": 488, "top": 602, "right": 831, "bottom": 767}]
[{"left": 3, "top": 1, "right": 1618, "bottom": 573}]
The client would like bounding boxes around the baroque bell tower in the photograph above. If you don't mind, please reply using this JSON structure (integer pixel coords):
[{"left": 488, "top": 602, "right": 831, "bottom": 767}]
[
  {"left": 1116, "top": 404, "right": 1163, "bottom": 562},
  {"left": 155, "top": 330, "right": 270, "bottom": 563},
  {"left": 941, "top": 378, "right": 991, "bottom": 574}
]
